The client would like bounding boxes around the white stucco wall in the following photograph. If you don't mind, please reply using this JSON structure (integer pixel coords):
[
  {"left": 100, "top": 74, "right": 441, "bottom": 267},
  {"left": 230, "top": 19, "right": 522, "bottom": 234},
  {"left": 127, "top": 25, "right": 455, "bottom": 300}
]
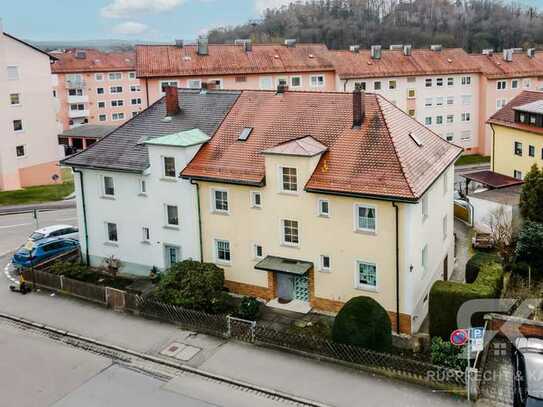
[
  {"left": 470, "top": 196, "right": 514, "bottom": 234},
  {"left": 73, "top": 143, "right": 202, "bottom": 276}
]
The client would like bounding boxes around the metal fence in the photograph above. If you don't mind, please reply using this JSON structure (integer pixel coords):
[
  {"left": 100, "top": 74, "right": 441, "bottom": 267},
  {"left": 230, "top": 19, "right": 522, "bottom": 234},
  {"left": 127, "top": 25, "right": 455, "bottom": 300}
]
[{"left": 23, "top": 269, "right": 466, "bottom": 391}]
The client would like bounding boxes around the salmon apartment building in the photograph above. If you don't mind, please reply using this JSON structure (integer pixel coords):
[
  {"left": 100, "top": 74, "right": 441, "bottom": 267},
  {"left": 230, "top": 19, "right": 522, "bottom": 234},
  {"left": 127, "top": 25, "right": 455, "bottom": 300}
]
[{"left": 52, "top": 40, "right": 543, "bottom": 157}]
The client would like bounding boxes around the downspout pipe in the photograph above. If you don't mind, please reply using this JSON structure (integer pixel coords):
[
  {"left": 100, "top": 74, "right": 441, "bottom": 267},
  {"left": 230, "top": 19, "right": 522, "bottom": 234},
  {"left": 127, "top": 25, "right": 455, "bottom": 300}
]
[
  {"left": 490, "top": 123, "right": 496, "bottom": 171},
  {"left": 392, "top": 202, "right": 401, "bottom": 334},
  {"left": 190, "top": 179, "right": 203, "bottom": 263},
  {"left": 72, "top": 168, "right": 90, "bottom": 265}
]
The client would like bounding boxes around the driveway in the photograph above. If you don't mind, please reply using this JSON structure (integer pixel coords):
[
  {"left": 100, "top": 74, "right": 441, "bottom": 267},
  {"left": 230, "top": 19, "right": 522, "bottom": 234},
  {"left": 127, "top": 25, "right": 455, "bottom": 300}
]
[{"left": 452, "top": 218, "right": 473, "bottom": 282}]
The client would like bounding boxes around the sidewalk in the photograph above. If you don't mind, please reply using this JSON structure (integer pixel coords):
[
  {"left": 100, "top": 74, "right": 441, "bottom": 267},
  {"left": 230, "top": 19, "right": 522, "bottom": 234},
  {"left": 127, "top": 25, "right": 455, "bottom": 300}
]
[{"left": 0, "top": 199, "right": 75, "bottom": 215}]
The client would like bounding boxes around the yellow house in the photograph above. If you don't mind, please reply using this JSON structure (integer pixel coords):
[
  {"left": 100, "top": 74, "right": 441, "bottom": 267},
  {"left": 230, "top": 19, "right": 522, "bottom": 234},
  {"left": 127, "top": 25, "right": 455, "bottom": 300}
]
[
  {"left": 182, "top": 89, "right": 462, "bottom": 335},
  {"left": 489, "top": 90, "right": 543, "bottom": 179}
]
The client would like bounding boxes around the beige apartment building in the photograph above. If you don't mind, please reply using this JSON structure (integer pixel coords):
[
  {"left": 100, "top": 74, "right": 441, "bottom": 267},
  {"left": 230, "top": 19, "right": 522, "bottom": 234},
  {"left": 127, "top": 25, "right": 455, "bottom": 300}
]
[{"left": 0, "top": 22, "right": 60, "bottom": 190}]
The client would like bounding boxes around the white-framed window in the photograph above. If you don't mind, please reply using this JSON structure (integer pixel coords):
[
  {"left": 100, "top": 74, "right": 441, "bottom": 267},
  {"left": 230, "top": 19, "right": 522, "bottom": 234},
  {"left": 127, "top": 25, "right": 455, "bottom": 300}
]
[
  {"left": 408, "top": 109, "right": 416, "bottom": 117},
  {"left": 407, "top": 88, "right": 416, "bottom": 98},
  {"left": 106, "top": 222, "right": 118, "bottom": 242},
  {"left": 188, "top": 79, "right": 202, "bottom": 89},
  {"left": 446, "top": 114, "right": 454, "bottom": 123},
  {"left": 99, "top": 114, "right": 107, "bottom": 122},
  {"left": 9, "top": 93, "right": 21, "bottom": 106},
  {"left": 442, "top": 215, "right": 447, "bottom": 240},
  {"left": 461, "top": 95, "right": 472, "bottom": 105},
  {"left": 496, "top": 99, "right": 507, "bottom": 109},
  {"left": 388, "top": 80, "right": 397, "bottom": 90},
  {"left": 165, "top": 245, "right": 180, "bottom": 267},
  {"left": 282, "top": 219, "right": 299, "bottom": 246},
  {"left": 111, "top": 99, "right": 124, "bottom": 107},
  {"left": 7, "top": 65, "right": 19, "bottom": 80},
  {"left": 70, "top": 103, "right": 85, "bottom": 112},
  {"left": 436, "top": 115, "right": 443, "bottom": 125},
  {"left": 421, "top": 194, "right": 428, "bottom": 220},
  {"left": 142, "top": 227, "right": 150, "bottom": 242},
  {"left": 112, "top": 112, "right": 125, "bottom": 121},
  {"left": 355, "top": 81, "right": 367, "bottom": 91},
  {"left": 425, "top": 117, "right": 432, "bottom": 126},
  {"left": 97, "top": 101, "right": 106, "bottom": 108},
  {"left": 373, "top": 81, "right": 382, "bottom": 91},
  {"left": 461, "top": 76, "right": 471, "bottom": 85},
  {"left": 424, "top": 98, "right": 433, "bottom": 107},
  {"left": 290, "top": 76, "right": 302, "bottom": 88},
  {"left": 461, "top": 112, "right": 471, "bottom": 122},
  {"left": 253, "top": 243, "right": 263, "bottom": 260},
  {"left": 447, "top": 77, "right": 454, "bottom": 86},
  {"left": 212, "top": 189, "right": 229, "bottom": 213},
  {"left": 435, "top": 97, "right": 444, "bottom": 106},
  {"left": 280, "top": 167, "right": 297, "bottom": 192},
  {"left": 460, "top": 130, "right": 472, "bottom": 143},
  {"left": 318, "top": 255, "right": 330, "bottom": 272},
  {"left": 355, "top": 261, "right": 377, "bottom": 290},
  {"left": 15, "top": 145, "right": 26, "bottom": 158},
  {"left": 276, "top": 77, "right": 288, "bottom": 87},
  {"left": 215, "top": 239, "right": 231, "bottom": 263},
  {"left": 108, "top": 72, "right": 123, "bottom": 81},
  {"left": 208, "top": 78, "right": 223, "bottom": 89},
  {"left": 436, "top": 78, "right": 443, "bottom": 87},
  {"left": 446, "top": 96, "right": 454, "bottom": 105},
  {"left": 310, "top": 74, "right": 325, "bottom": 88},
  {"left": 421, "top": 244, "right": 428, "bottom": 273},
  {"left": 95, "top": 73, "right": 104, "bottom": 81},
  {"left": 131, "top": 98, "right": 142, "bottom": 105},
  {"left": 446, "top": 133, "right": 454, "bottom": 142},
  {"left": 110, "top": 86, "right": 123, "bottom": 94},
  {"left": 13, "top": 119, "right": 23, "bottom": 132},
  {"left": 251, "top": 191, "right": 262, "bottom": 208},
  {"left": 96, "top": 87, "right": 104, "bottom": 95},
  {"left": 354, "top": 204, "right": 376, "bottom": 232},
  {"left": 425, "top": 78, "right": 432, "bottom": 87},
  {"left": 514, "top": 170, "right": 523, "bottom": 180},
  {"left": 163, "top": 156, "right": 176, "bottom": 178},
  {"left": 496, "top": 80, "right": 507, "bottom": 90},
  {"left": 259, "top": 76, "right": 273, "bottom": 90},
  {"left": 160, "top": 80, "right": 178, "bottom": 93},
  {"left": 318, "top": 199, "right": 330, "bottom": 217},
  {"left": 68, "top": 88, "right": 83, "bottom": 96},
  {"left": 103, "top": 176, "right": 115, "bottom": 197},
  {"left": 130, "top": 84, "right": 141, "bottom": 92},
  {"left": 128, "top": 71, "right": 136, "bottom": 79},
  {"left": 139, "top": 179, "right": 147, "bottom": 195},
  {"left": 165, "top": 205, "right": 179, "bottom": 226},
  {"left": 512, "top": 79, "right": 519, "bottom": 89}
]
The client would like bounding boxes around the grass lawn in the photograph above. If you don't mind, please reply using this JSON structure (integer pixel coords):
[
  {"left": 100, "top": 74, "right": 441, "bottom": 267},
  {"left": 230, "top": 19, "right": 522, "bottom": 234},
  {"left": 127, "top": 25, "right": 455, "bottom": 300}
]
[
  {"left": 0, "top": 167, "right": 74, "bottom": 206},
  {"left": 455, "top": 154, "right": 491, "bottom": 166}
]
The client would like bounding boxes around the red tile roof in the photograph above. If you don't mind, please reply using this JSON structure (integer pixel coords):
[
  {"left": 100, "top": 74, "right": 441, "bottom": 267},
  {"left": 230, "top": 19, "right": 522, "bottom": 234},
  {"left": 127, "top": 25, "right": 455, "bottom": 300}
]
[
  {"left": 332, "top": 48, "right": 479, "bottom": 79},
  {"left": 471, "top": 51, "right": 543, "bottom": 79},
  {"left": 51, "top": 49, "right": 135, "bottom": 74},
  {"left": 135, "top": 43, "right": 334, "bottom": 78},
  {"left": 182, "top": 91, "right": 462, "bottom": 201},
  {"left": 488, "top": 90, "right": 543, "bottom": 135}
]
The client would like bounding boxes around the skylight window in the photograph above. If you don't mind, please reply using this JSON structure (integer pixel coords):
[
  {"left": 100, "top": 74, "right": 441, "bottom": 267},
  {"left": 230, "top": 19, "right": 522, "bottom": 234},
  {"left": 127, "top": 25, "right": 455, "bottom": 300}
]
[
  {"left": 238, "top": 127, "right": 253, "bottom": 141},
  {"left": 409, "top": 132, "right": 423, "bottom": 147}
]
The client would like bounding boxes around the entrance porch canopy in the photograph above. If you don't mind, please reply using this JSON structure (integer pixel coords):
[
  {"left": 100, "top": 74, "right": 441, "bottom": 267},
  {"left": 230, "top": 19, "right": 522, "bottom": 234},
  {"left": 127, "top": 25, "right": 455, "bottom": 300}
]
[{"left": 254, "top": 256, "right": 313, "bottom": 276}]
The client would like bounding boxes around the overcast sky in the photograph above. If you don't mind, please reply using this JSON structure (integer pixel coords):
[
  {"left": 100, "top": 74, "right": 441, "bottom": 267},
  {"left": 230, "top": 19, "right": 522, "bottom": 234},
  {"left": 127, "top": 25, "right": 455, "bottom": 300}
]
[
  {"left": 1, "top": 0, "right": 542, "bottom": 43},
  {"left": 1, "top": 0, "right": 293, "bottom": 42}
]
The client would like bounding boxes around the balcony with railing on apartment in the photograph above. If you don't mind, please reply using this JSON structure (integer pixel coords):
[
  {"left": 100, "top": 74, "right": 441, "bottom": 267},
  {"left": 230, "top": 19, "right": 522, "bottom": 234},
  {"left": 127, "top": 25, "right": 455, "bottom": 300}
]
[
  {"left": 68, "top": 104, "right": 89, "bottom": 118},
  {"left": 67, "top": 94, "right": 89, "bottom": 104},
  {"left": 65, "top": 77, "right": 86, "bottom": 89}
]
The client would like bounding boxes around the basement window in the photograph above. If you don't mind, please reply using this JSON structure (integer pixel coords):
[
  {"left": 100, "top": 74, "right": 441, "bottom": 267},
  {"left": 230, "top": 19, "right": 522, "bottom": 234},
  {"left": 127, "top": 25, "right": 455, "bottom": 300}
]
[{"left": 238, "top": 127, "right": 253, "bottom": 141}]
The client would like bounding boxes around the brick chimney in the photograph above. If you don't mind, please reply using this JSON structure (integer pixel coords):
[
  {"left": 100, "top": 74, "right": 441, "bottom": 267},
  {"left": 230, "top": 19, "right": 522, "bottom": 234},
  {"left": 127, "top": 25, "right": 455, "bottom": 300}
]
[
  {"left": 352, "top": 88, "right": 364, "bottom": 128},
  {"left": 165, "top": 86, "right": 180, "bottom": 116}
]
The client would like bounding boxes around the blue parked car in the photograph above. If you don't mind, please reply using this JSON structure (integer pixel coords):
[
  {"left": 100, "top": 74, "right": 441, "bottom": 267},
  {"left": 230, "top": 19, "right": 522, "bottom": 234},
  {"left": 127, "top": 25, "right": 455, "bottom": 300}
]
[{"left": 11, "top": 237, "right": 80, "bottom": 268}]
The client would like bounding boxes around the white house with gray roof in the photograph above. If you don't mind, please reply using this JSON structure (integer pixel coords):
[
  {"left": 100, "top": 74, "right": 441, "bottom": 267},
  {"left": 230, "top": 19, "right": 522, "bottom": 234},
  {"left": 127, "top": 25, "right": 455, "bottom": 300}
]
[{"left": 62, "top": 87, "right": 240, "bottom": 275}]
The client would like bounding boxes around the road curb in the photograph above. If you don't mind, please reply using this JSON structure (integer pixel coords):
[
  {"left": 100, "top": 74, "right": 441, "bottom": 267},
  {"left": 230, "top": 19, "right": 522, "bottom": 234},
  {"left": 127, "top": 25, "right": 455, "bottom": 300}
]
[{"left": 0, "top": 311, "right": 330, "bottom": 407}]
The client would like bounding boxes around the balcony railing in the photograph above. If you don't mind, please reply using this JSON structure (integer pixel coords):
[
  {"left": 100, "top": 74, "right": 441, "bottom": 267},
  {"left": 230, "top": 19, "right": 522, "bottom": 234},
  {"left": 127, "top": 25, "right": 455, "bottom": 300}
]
[
  {"left": 68, "top": 109, "right": 89, "bottom": 118},
  {"left": 67, "top": 95, "right": 89, "bottom": 104},
  {"left": 66, "top": 79, "right": 86, "bottom": 89}
]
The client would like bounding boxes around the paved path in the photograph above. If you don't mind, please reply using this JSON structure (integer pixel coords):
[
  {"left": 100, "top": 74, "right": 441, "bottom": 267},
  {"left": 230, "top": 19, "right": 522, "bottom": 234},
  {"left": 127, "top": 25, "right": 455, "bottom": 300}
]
[{"left": 0, "top": 199, "right": 75, "bottom": 215}]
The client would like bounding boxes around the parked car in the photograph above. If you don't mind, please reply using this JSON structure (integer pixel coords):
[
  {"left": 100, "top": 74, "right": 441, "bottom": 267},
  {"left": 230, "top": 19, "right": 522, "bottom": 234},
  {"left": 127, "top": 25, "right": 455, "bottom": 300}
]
[
  {"left": 11, "top": 237, "right": 80, "bottom": 268},
  {"left": 472, "top": 232, "right": 494, "bottom": 250},
  {"left": 28, "top": 225, "right": 79, "bottom": 242},
  {"left": 513, "top": 337, "right": 543, "bottom": 407}
]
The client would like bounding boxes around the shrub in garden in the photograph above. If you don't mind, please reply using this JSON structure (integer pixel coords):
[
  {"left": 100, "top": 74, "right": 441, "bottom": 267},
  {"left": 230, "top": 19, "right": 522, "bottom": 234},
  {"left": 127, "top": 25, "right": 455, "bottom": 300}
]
[
  {"left": 430, "top": 337, "right": 467, "bottom": 371},
  {"left": 465, "top": 252, "right": 501, "bottom": 283},
  {"left": 236, "top": 296, "right": 261, "bottom": 320},
  {"left": 154, "top": 260, "right": 231, "bottom": 314},
  {"left": 430, "top": 262, "right": 504, "bottom": 340},
  {"left": 332, "top": 296, "right": 392, "bottom": 352},
  {"left": 515, "top": 221, "right": 543, "bottom": 277},
  {"left": 49, "top": 260, "right": 96, "bottom": 282}
]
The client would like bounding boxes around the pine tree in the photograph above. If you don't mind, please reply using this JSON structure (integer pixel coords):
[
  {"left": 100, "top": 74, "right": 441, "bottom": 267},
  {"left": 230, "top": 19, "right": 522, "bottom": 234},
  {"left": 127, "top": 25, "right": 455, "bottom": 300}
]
[{"left": 519, "top": 164, "right": 543, "bottom": 223}]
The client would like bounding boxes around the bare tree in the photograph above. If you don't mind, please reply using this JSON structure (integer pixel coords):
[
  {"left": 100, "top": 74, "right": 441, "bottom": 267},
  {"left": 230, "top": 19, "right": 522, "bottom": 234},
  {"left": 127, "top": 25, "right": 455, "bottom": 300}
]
[{"left": 483, "top": 206, "right": 519, "bottom": 265}]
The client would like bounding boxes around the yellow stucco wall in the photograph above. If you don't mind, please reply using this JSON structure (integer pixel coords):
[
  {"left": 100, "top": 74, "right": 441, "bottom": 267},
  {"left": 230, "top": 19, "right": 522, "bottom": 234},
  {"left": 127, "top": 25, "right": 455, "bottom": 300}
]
[
  {"left": 197, "top": 153, "right": 407, "bottom": 312},
  {"left": 492, "top": 124, "right": 543, "bottom": 178}
]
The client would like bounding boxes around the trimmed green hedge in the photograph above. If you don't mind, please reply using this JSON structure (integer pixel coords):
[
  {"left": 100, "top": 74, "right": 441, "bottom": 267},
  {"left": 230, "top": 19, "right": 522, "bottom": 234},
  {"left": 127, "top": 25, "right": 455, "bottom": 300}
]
[
  {"left": 465, "top": 252, "right": 501, "bottom": 283},
  {"left": 430, "top": 261, "right": 504, "bottom": 340}
]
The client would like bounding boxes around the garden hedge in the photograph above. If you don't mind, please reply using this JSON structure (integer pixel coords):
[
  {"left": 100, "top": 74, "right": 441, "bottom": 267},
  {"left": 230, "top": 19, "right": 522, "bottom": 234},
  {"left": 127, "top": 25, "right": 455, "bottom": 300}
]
[
  {"left": 332, "top": 296, "right": 392, "bottom": 352},
  {"left": 429, "top": 261, "right": 504, "bottom": 340},
  {"left": 465, "top": 252, "right": 501, "bottom": 283}
]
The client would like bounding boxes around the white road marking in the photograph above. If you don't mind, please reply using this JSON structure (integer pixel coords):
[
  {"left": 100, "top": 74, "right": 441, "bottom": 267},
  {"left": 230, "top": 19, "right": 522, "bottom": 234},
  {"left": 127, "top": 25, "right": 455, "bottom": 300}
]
[{"left": 3, "top": 262, "right": 18, "bottom": 284}]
